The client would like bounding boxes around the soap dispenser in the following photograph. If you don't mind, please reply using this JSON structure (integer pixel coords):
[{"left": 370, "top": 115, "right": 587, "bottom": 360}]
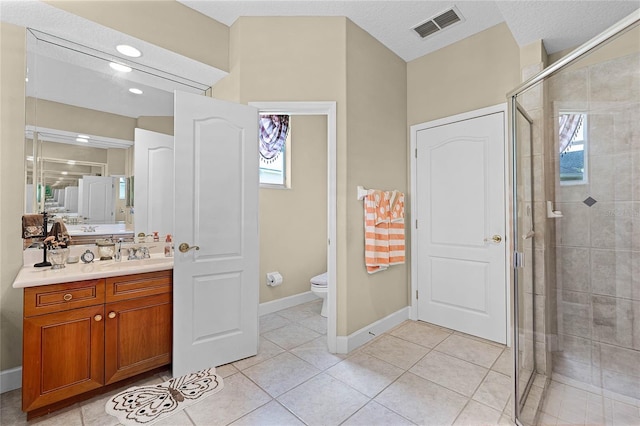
[{"left": 164, "top": 234, "right": 173, "bottom": 257}]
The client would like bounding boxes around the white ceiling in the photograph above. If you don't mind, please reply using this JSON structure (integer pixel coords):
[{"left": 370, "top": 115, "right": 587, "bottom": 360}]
[{"left": 180, "top": 0, "right": 640, "bottom": 62}]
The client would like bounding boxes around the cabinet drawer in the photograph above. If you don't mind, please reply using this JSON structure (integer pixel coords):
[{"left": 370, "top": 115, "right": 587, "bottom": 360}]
[
  {"left": 106, "top": 270, "right": 172, "bottom": 302},
  {"left": 24, "top": 280, "right": 105, "bottom": 317}
]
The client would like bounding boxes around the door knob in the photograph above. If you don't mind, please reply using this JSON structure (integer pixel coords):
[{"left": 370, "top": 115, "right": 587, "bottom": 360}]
[
  {"left": 94, "top": 314, "right": 102, "bottom": 322},
  {"left": 108, "top": 311, "right": 116, "bottom": 319},
  {"left": 487, "top": 235, "right": 502, "bottom": 243},
  {"left": 178, "top": 243, "right": 200, "bottom": 253}
]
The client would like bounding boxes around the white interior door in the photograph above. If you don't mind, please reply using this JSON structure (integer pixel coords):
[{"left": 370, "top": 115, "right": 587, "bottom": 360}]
[
  {"left": 172, "top": 91, "right": 259, "bottom": 377},
  {"left": 134, "top": 128, "right": 174, "bottom": 237},
  {"left": 415, "top": 109, "right": 507, "bottom": 344},
  {"left": 79, "top": 176, "right": 116, "bottom": 224}
]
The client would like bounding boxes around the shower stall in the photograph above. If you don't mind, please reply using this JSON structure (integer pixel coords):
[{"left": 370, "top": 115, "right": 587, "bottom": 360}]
[{"left": 510, "top": 11, "right": 640, "bottom": 426}]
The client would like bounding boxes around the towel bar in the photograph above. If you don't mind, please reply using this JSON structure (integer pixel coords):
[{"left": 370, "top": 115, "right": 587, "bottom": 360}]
[{"left": 356, "top": 186, "right": 369, "bottom": 200}]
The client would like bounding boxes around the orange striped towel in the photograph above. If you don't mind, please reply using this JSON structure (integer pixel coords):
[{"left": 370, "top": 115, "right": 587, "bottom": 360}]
[
  {"left": 364, "top": 190, "right": 389, "bottom": 274},
  {"left": 364, "top": 190, "right": 405, "bottom": 274},
  {"left": 389, "top": 190, "right": 405, "bottom": 266}
]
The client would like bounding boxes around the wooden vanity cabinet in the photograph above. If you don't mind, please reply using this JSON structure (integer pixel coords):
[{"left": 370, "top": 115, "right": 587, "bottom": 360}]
[
  {"left": 22, "top": 270, "right": 172, "bottom": 416},
  {"left": 104, "top": 271, "right": 172, "bottom": 384}
]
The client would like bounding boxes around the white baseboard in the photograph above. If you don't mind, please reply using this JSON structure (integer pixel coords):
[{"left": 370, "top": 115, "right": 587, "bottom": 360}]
[
  {"left": 0, "top": 367, "right": 21, "bottom": 394},
  {"left": 259, "top": 291, "right": 319, "bottom": 316},
  {"left": 336, "top": 307, "right": 410, "bottom": 354}
]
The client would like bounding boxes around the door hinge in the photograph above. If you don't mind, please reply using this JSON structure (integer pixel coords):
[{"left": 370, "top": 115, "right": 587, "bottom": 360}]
[
  {"left": 514, "top": 251, "right": 525, "bottom": 268},
  {"left": 415, "top": 148, "right": 418, "bottom": 158},
  {"left": 416, "top": 290, "right": 419, "bottom": 300},
  {"left": 415, "top": 220, "right": 418, "bottom": 229}
]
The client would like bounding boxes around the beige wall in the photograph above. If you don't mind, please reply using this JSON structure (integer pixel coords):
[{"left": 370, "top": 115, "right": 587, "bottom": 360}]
[
  {"left": 27, "top": 98, "right": 136, "bottom": 141},
  {"left": 46, "top": 0, "right": 229, "bottom": 72},
  {"left": 0, "top": 22, "right": 26, "bottom": 371},
  {"left": 259, "top": 116, "right": 327, "bottom": 303},
  {"left": 407, "top": 23, "right": 521, "bottom": 126},
  {"left": 212, "top": 17, "right": 351, "bottom": 333},
  {"left": 344, "top": 20, "right": 408, "bottom": 334},
  {"left": 107, "top": 148, "right": 126, "bottom": 176},
  {"left": 136, "top": 116, "right": 174, "bottom": 136},
  {"left": 215, "top": 17, "right": 409, "bottom": 336}
]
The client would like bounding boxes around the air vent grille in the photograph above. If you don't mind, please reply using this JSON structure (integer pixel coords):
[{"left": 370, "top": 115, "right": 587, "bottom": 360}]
[
  {"left": 413, "top": 20, "right": 440, "bottom": 38},
  {"left": 412, "top": 7, "right": 464, "bottom": 39},
  {"left": 433, "top": 9, "right": 461, "bottom": 29}
]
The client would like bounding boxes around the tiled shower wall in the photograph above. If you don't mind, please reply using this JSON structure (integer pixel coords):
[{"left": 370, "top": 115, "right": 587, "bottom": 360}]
[{"left": 550, "top": 52, "right": 640, "bottom": 400}]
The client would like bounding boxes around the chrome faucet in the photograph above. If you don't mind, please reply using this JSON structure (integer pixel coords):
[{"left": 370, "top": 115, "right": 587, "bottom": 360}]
[
  {"left": 128, "top": 247, "right": 139, "bottom": 260},
  {"left": 115, "top": 238, "right": 124, "bottom": 262},
  {"left": 139, "top": 247, "right": 150, "bottom": 259}
]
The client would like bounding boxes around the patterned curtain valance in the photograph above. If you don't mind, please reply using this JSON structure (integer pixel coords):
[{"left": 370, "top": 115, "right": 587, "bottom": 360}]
[
  {"left": 558, "top": 113, "right": 583, "bottom": 154},
  {"left": 259, "top": 115, "right": 289, "bottom": 162}
]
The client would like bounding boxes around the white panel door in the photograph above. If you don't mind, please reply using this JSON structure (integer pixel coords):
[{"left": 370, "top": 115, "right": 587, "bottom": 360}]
[
  {"left": 173, "top": 91, "right": 259, "bottom": 377},
  {"left": 134, "top": 128, "right": 174, "bottom": 237},
  {"left": 80, "top": 176, "right": 116, "bottom": 224},
  {"left": 416, "top": 111, "right": 506, "bottom": 344}
]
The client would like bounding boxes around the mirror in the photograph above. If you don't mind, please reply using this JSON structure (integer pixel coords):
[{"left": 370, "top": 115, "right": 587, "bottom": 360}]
[{"left": 25, "top": 29, "right": 210, "bottom": 243}]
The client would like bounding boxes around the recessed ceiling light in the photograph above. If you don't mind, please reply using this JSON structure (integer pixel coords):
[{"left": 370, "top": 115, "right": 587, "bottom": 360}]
[
  {"left": 76, "top": 137, "right": 88, "bottom": 143},
  {"left": 77, "top": 134, "right": 90, "bottom": 139},
  {"left": 61, "top": 171, "right": 68, "bottom": 175},
  {"left": 116, "top": 44, "right": 141, "bottom": 58},
  {"left": 109, "top": 62, "right": 132, "bottom": 73},
  {"left": 129, "top": 88, "right": 143, "bottom": 95}
]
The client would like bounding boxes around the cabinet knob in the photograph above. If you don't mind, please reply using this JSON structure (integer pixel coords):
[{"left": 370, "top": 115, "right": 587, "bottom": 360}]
[
  {"left": 63, "top": 293, "right": 73, "bottom": 301},
  {"left": 108, "top": 311, "right": 116, "bottom": 319},
  {"left": 94, "top": 314, "right": 102, "bottom": 322}
]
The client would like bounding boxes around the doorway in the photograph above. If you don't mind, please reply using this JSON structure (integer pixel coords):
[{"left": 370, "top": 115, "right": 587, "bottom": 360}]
[
  {"left": 410, "top": 104, "right": 509, "bottom": 344},
  {"left": 250, "top": 102, "right": 338, "bottom": 353}
]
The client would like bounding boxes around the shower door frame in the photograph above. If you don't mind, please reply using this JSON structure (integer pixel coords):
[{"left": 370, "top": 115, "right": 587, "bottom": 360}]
[
  {"left": 507, "top": 9, "right": 640, "bottom": 425},
  {"left": 509, "top": 98, "right": 536, "bottom": 423}
]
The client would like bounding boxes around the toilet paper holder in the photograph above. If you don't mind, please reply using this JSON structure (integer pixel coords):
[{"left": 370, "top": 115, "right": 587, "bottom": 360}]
[{"left": 266, "top": 271, "right": 283, "bottom": 286}]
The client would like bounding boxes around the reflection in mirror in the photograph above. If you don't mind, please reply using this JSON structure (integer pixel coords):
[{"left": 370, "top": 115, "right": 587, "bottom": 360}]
[{"left": 25, "top": 28, "right": 210, "bottom": 244}]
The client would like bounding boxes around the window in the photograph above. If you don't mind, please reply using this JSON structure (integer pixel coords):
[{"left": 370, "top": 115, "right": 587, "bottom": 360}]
[
  {"left": 559, "top": 113, "right": 587, "bottom": 185},
  {"left": 259, "top": 114, "right": 290, "bottom": 187},
  {"left": 118, "top": 177, "right": 126, "bottom": 200}
]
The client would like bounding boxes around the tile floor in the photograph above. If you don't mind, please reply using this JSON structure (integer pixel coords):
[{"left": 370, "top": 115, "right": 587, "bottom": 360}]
[
  {"left": 0, "top": 299, "right": 517, "bottom": 425},
  {"left": 537, "top": 378, "right": 640, "bottom": 426}
]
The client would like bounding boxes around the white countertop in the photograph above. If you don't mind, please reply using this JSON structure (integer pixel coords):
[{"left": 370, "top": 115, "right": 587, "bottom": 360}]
[{"left": 13, "top": 252, "right": 173, "bottom": 289}]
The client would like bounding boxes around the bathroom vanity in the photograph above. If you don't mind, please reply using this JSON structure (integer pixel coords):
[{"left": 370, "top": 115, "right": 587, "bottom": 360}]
[{"left": 13, "top": 255, "right": 173, "bottom": 419}]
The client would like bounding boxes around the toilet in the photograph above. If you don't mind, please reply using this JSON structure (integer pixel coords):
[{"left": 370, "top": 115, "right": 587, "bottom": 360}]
[{"left": 310, "top": 272, "right": 328, "bottom": 317}]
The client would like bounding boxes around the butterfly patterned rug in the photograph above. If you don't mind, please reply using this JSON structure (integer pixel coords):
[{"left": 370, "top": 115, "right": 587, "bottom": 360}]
[{"left": 105, "top": 368, "right": 224, "bottom": 425}]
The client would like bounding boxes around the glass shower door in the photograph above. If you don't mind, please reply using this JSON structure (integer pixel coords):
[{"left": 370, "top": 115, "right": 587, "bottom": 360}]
[{"left": 512, "top": 99, "right": 536, "bottom": 422}]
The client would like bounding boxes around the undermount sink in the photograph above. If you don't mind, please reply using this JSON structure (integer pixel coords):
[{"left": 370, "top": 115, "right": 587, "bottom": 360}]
[{"left": 98, "top": 258, "right": 171, "bottom": 268}]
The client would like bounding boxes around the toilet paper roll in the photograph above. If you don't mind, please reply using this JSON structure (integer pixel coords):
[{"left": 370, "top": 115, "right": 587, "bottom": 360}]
[{"left": 266, "top": 272, "right": 283, "bottom": 286}]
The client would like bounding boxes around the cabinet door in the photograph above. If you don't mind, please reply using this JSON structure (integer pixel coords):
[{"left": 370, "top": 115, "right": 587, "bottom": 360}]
[
  {"left": 22, "top": 305, "right": 105, "bottom": 412},
  {"left": 105, "top": 293, "right": 172, "bottom": 385}
]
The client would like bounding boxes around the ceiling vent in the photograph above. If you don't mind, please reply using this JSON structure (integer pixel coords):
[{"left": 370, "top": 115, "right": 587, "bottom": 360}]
[{"left": 412, "top": 7, "right": 464, "bottom": 39}]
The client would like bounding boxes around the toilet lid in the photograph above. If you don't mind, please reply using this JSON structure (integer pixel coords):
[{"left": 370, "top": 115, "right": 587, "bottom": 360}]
[{"left": 310, "top": 272, "right": 327, "bottom": 287}]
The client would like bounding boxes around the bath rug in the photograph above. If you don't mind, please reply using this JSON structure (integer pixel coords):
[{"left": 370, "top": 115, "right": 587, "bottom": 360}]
[{"left": 105, "top": 367, "right": 223, "bottom": 425}]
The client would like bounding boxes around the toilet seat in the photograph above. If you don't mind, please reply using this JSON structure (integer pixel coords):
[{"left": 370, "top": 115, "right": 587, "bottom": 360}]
[
  {"left": 310, "top": 272, "right": 327, "bottom": 287},
  {"left": 310, "top": 272, "right": 328, "bottom": 317},
  {"left": 311, "top": 283, "right": 327, "bottom": 292}
]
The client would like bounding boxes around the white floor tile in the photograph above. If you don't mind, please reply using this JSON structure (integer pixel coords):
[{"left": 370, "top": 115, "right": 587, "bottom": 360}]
[
  {"left": 278, "top": 373, "right": 369, "bottom": 426},
  {"left": 230, "top": 400, "right": 304, "bottom": 426},
  {"left": 242, "top": 352, "right": 319, "bottom": 397},
  {"left": 375, "top": 372, "right": 467, "bottom": 425},
  {"left": 342, "top": 401, "right": 415, "bottom": 425},
  {"left": 326, "top": 351, "right": 404, "bottom": 398}
]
